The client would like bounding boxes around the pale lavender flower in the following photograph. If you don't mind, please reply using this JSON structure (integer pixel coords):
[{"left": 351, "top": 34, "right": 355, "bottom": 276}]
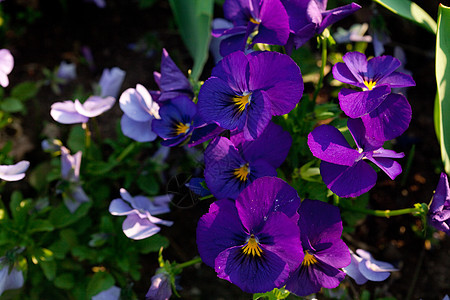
[
  {"left": 0, "top": 258, "right": 24, "bottom": 296},
  {"left": 56, "top": 61, "right": 77, "bottom": 82},
  {"left": 0, "top": 161, "right": 30, "bottom": 181},
  {"left": 109, "top": 189, "right": 173, "bottom": 240},
  {"left": 99, "top": 67, "right": 126, "bottom": 99},
  {"left": 0, "top": 49, "right": 14, "bottom": 87},
  {"left": 146, "top": 272, "right": 172, "bottom": 300},
  {"left": 91, "top": 285, "right": 121, "bottom": 300},
  {"left": 334, "top": 23, "right": 372, "bottom": 44},
  {"left": 50, "top": 95, "right": 115, "bottom": 124}
]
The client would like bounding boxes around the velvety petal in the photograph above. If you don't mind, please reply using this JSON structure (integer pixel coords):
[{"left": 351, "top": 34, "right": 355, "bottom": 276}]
[
  {"left": 360, "top": 93, "right": 412, "bottom": 141},
  {"left": 332, "top": 62, "right": 362, "bottom": 87},
  {"left": 291, "top": 23, "right": 317, "bottom": 48},
  {"left": 219, "top": 31, "right": 248, "bottom": 57},
  {"left": 159, "top": 49, "right": 192, "bottom": 95},
  {"left": 377, "top": 71, "right": 416, "bottom": 88},
  {"left": 119, "top": 84, "right": 159, "bottom": 122},
  {"left": 318, "top": 3, "right": 361, "bottom": 34},
  {"left": 338, "top": 85, "right": 391, "bottom": 118},
  {"left": 314, "top": 239, "right": 351, "bottom": 269},
  {"left": 109, "top": 198, "right": 133, "bottom": 216},
  {"left": 429, "top": 173, "right": 450, "bottom": 213},
  {"left": 232, "top": 121, "right": 292, "bottom": 168},
  {"left": 121, "top": 114, "right": 156, "bottom": 142},
  {"left": 74, "top": 96, "right": 115, "bottom": 118},
  {"left": 320, "top": 160, "right": 377, "bottom": 198},
  {"left": 248, "top": 51, "right": 303, "bottom": 115},
  {"left": 243, "top": 90, "right": 272, "bottom": 140},
  {"left": 196, "top": 199, "right": 246, "bottom": 267},
  {"left": 223, "top": 0, "right": 251, "bottom": 25},
  {"left": 307, "top": 124, "right": 360, "bottom": 166},
  {"left": 366, "top": 156, "right": 402, "bottom": 180},
  {"left": 347, "top": 117, "right": 384, "bottom": 151},
  {"left": 341, "top": 51, "right": 367, "bottom": 83},
  {"left": 371, "top": 148, "right": 406, "bottom": 159},
  {"left": 253, "top": 0, "right": 290, "bottom": 46},
  {"left": 282, "top": 0, "right": 309, "bottom": 33},
  {"left": 185, "top": 177, "right": 211, "bottom": 197},
  {"left": 211, "top": 50, "right": 249, "bottom": 93},
  {"left": 215, "top": 245, "right": 290, "bottom": 293},
  {"left": 122, "top": 213, "right": 161, "bottom": 240},
  {"left": 367, "top": 55, "right": 401, "bottom": 81},
  {"left": 50, "top": 100, "right": 89, "bottom": 124},
  {"left": 188, "top": 123, "right": 226, "bottom": 147},
  {"left": 0, "top": 161, "right": 30, "bottom": 181}
]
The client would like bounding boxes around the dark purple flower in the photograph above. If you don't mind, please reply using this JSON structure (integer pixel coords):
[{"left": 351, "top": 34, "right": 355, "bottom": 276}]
[
  {"left": 332, "top": 52, "right": 415, "bottom": 119},
  {"left": 213, "top": 0, "right": 290, "bottom": 56},
  {"left": 198, "top": 51, "right": 303, "bottom": 140},
  {"left": 282, "top": 0, "right": 361, "bottom": 49},
  {"left": 146, "top": 272, "right": 172, "bottom": 300},
  {"left": 185, "top": 177, "right": 211, "bottom": 198},
  {"left": 428, "top": 173, "right": 450, "bottom": 235},
  {"left": 196, "top": 177, "right": 303, "bottom": 293},
  {"left": 285, "top": 199, "right": 351, "bottom": 296},
  {"left": 343, "top": 249, "right": 398, "bottom": 284},
  {"left": 307, "top": 118, "right": 404, "bottom": 197},
  {"left": 204, "top": 121, "right": 291, "bottom": 199},
  {"left": 152, "top": 49, "right": 193, "bottom": 103},
  {"left": 0, "top": 161, "right": 29, "bottom": 181}
]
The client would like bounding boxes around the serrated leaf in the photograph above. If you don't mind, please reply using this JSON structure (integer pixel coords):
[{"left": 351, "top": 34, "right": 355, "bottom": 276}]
[
  {"left": 436, "top": 4, "right": 450, "bottom": 174},
  {"left": 373, "top": 0, "right": 437, "bottom": 34},
  {"left": 86, "top": 271, "right": 115, "bottom": 298},
  {"left": 168, "top": 0, "right": 214, "bottom": 81},
  {"left": 0, "top": 97, "right": 25, "bottom": 112},
  {"left": 11, "top": 81, "right": 39, "bottom": 101}
]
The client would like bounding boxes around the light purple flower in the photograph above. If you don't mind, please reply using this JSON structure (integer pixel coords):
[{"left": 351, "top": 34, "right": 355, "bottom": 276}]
[
  {"left": 99, "top": 67, "right": 126, "bottom": 99},
  {"left": 50, "top": 95, "right": 115, "bottom": 124},
  {"left": 428, "top": 173, "right": 450, "bottom": 235},
  {"left": 0, "top": 161, "right": 29, "bottom": 181},
  {"left": 60, "top": 146, "right": 89, "bottom": 213},
  {"left": 56, "top": 61, "right": 77, "bottom": 82},
  {"left": 0, "top": 49, "right": 14, "bottom": 87},
  {"left": 146, "top": 272, "right": 172, "bottom": 300},
  {"left": 0, "top": 258, "right": 24, "bottom": 296},
  {"left": 307, "top": 118, "right": 404, "bottom": 197},
  {"left": 334, "top": 23, "right": 372, "bottom": 44},
  {"left": 119, "top": 84, "right": 160, "bottom": 142},
  {"left": 109, "top": 188, "right": 173, "bottom": 240},
  {"left": 92, "top": 285, "right": 121, "bottom": 300},
  {"left": 343, "top": 249, "right": 398, "bottom": 284}
]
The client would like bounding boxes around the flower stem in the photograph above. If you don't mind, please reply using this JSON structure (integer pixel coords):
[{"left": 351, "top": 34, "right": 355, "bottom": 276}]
[
  {"left": 341, "top": 205, "right": 424, "bottom": 218},
  {"left": 116, "top": 142, "right": 137, "bottom": 163},
  {"left": 82, "top": 122, "right": 91, "bottom": 157},
  {"left": 312, "top": 35, "right": 328, "bottom": 103},
  {"left": 174, "top": 257, "right": 202, "bottom": 270}
]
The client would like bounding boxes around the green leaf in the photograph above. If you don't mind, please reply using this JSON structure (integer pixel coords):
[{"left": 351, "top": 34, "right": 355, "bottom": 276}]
[
  {"left": 168, "top": 0, "right": 214, "bottom": 81},
  {"left": 86, "top": 271, "right": 115, "bottom": 298},
  {"left": 54, "top": 273, "right": 75, "bottom": 290},
  {"left": 373, "top": 0, "right": 437, "bottom": 34},
  {"left": 67, "top": 125, "right": 86, "bottom": 153},
  {"left": 436, "top": 4, "right": 450, "bottom": 174},
  {"left": 136, "top": 234, "right": 169, "bottom": 254},
  {"left": 253, "top": 287, "right": 290, "bottom": 300},
  {"left": 40, "top": 260, "right": 57, "bottom": 281},
  {"left": 0, "top": 97, "right": 25, "bottom": 112},
  {"left": 86, "top": 160, "right": 118, "bottom": 175},
  {"left": 49, "top": 202, "right": 92, "bottom": 229},
  {"left": 28, "top": 219, "right": 54, "bottom": 233},
  {"left": 11, "top": 81, "right": 39, "bottom": 101}
]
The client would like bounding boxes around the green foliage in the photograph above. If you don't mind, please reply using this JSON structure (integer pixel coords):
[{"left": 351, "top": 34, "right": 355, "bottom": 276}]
[{"left": 253, "top": 287, "right": 290, "bottom": 300}]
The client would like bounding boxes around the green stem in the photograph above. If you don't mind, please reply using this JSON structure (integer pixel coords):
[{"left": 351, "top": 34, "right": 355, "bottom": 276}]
[
  {"left": 116, "top": 142, "right": 137, "bottom": 163},
  {"left": 82, "top": 123, "right": 91, "bottom": 155},
  {"left": 312, "top": 36, "right": 328, "bottom": 103},
  {"left": 199, "top": 194, "right": 214, "bottom": 201},
  {"left": 341, "top": 206, "right": 422, "bottom": 217},
  {"left": 174, "top": 257, "right": 202, "bottom": 270}
]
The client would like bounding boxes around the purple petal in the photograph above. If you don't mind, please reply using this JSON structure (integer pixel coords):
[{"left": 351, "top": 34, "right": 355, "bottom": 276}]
[
  {"left": 378, "top": 71, "right": 416, "bottom": 88},
  {"left": 146, "top": 273, "right": 172, "bottom": 300},
  {"left": 248, "top": 51, "right": 303, "bottom": 115},
  {"left": 291, "top": 23, "right": 317, "bottom": 48},
  {"left": 92, "top": 286, "right": 121, "bottom": 300},
  {"left": 50, "top": 100, "right": 89, "bottom": 124},
  {"left": 99, "top": 67, "right": 126, "bottom": 99},
  {"left": 188, "top": 123, "right": 226, "bottom": 147},
  {"left": 0, "top": 267, "right": 24, "bottom": 294},
  {"left": 121, "top": 114, "right": 157, "bottom": 142},
  {"left": 64, "top": 186, "right": 89, "bottom": 213},
  {"left": 119, "top": 84, "right": 159, "bottom": 122},
  {"left": 219, "top": 31, "right": 248, "bottom": 57},
  {"left": 60, "top": 147, "right": 81, "bottom": 180},
  {"left": 341, "top": 51, "right": 367, "bottom": 83},
  {"left": 429, "top": 173, "right": 450, "bottom": 213},
  {"left": 332, "top": 62, "right": 361, "bottom": 87},
  {"left": 343, "top": 252, "right": 368, "bottom": 285},
  {"left": 360, "top": 93, "right": 412, "bottom": 141},
  {"left": 307, "top": 124, "right": 360, "bottom": 166},
  {"left": 212, "top": 50, "right": 249, "bottom": 93},
  {"left": 0, "top": 160, "right": 29, "bottom": 181},
  {"left": 159, "top": 49, "right": 192, "bottom": 96},
  {"left": 122, "top": 213, "right": 161, "bottom": 240},
  {"left": 109, "top": 198, "right": 133, "bottom": 216},
  {"left": 223, "top": 0, "right": 252, "bottom": 25},
  {"left": 371, "top": 148, "right": 405, "bottom": 159},
  {"left": 367, "top": 55, "right": 401, "bottom": 81},
  {"left": 74, "top": 96, "right": 115, "bottom": 118},
  {"left": 339, "top": 86, "right": 391, "bottom": 118},
  {"left": 253, "top": 0, "right": 290, "bottom": 46},
  {"left": 318, "top": 3, "right": 361, "bottom": 34},
  {"left": 215, "top": 245, "right": 290, "bottom": 293},
  {"left": 320, "top": 160, "right": 377, "bottom": 198},
  {"left": 314, "top": 239, "right": 351, "bottom": 269},
  {"left": 196, "top": 199, "right": 246, "bottom": 267},
  {"left": 242, "top": 90, "right": 272, "bottom": 140},
  {"left": 366, "top": 156, "right": 402, "bottom": 180},
  {"left": 347, "top": 117, "right": 384, "bottom": 151}
]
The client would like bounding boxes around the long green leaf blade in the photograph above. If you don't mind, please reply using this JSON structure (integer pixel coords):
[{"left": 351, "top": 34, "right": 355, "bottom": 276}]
[
  {"left": 436, "top": 4, "right": 450, "bottom": 174},
  {"left": 373, "top": 0, "right": 437, "bottom": 34}
]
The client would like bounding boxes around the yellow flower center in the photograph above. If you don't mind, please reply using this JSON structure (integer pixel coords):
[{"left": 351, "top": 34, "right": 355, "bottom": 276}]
[
  {"left": 363, "top": 80, "right": 377, "bottom": 91},
  {"left": 249, "top": 17, "right": 261, "bottom": 25},
  {"left": 242, "top": 235, "right": 263, "bottom": 257},
  {"left": 232, "top": 93, "right": 251, "bottom": 113},
  {"left": 174, "top": 122, "right": 190, "bottom": 136},
  {"left": 302, "top": 250, "right": 318, "bottom": 267},
  {"left": 233, "top": 163, "right": 250, "bottom": 181}
]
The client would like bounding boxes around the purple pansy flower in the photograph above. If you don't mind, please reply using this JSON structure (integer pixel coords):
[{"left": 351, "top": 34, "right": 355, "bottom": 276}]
[
  {"left": 307, "top": 118, "right": 404, "bottom": 197},
  {"left": 146, "top": 272, "right": 172, "bottom": 300},
  {"left": 109, "top": 188, "right": 173, "bottom": 240},
  {"left": 196, "top": 177, "right": 303, "bottom": 293},
  {"left": 428, "top": 173, "right": 450, "bottom": 235},
  {"left": 213, "top": 0, "right": 290, "bottom": 57},
  {"left": 198, "top": 51, "right": 303, "bottom": 140},
  {"left": 99, "top": 67, "right": 126, "bottom": 99},
  {"left": 152, "top": 49, "right": 193, "bottom": 103},
  {"left": 0, "top": 49, "right": 14, "bottom": 88},
  {"left": 0, "top": 161, "right": 29, "bottom": 181},
  {"left": 332, "top": 52, "right": 415, "bottom": 119},
  {"left": 204, "top": 121, "right": 291, "bottom": 199},
  {"left": 152, "top": 96, "right": 201, "bottom": 147},
  {"left": 92, "top": 286, "right": 121, "bottom": 300},
  {"left": 285, "top": 199, "right": 351, "bottom": 296},
  {"left": 343, "top": 249, "right": 398, "bottom": 284},
  {"left": 282, "top": 0, "right": 361, "bottom": 50},
  {"left": 50, "top": 96, "right": 115, "bottom": 124},
  {"left": 119, "top": 84, "right": 160, "bottom": 142},
  {"left": 0, "top": 258, "right": 24, "bottom": 296},
  {"left": 60, "top": 146, "right": 89, "bottom": 213}
]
